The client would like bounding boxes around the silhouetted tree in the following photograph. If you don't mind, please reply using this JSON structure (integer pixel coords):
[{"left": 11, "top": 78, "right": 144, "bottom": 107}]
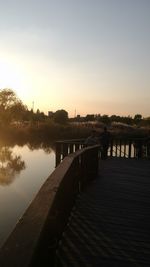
[
  {"left": 0, "top": 88, "right": 18, "bottom": 110},
  {"left": 54, "top": 109, "right": 68, "bottom": 124},
  {"left": 85, "top": 114, "right": 95, "bottom": 121},
  {"left": 134, "top": 114, "right": 142, "bottom": 125},
  {"left": 10, "top": 102, "right": 27, "bottom": 122},
  {"left": 121, "top": 116, "right": 133, "bottom": 125},
  {"left": 100, "top": 115, "right": 111, "bottom": 125},
  {"left": 35, "top": 109, "right": 45, "bottom": 121},
  {"left": 0, "top": 88, "right": 27, "bottom": 125},
  {"left": 110, "top": 115, "right": 121, "bottom": 123}
]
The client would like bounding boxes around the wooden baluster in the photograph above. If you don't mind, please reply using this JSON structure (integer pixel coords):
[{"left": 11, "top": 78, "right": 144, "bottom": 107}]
[
  {"left": 119, "top": 139, "right": 122, "bottom": 157},
  {"left": 62, "top": 143, "right": 68, "bottom": 159},
  {"left": 128, "top": 140, "right": 132, "bottom": 158},
  {"left": 133, "top": 142, "right": 136, "bottom": 158},
  {"left": 69, "top": 144, "right": 73, "bottom": 154},
  {"left": 115, "top": 140, "right": 118, "bottom": 157},
  {"left": 75, "top": 144, "right": 79, "bottom": 151},
  {"left": 124, "top": 140, "right": 126, "bottom": 157},
  {"left": 55, "top": 142, "right": 61, "bottom": 167},
  {"left": 110, "top": 139, "right": 113, "bottom": 157}
]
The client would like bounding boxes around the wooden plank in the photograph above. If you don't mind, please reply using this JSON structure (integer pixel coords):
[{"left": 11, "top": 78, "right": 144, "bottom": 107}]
[{"left": 56, "top": 159, "right": 150, "bottom": 266}]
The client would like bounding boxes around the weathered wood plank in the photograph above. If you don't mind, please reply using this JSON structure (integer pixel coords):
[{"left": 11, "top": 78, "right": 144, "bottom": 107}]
[{"left": 56, "top": 159, "right": 150, "bottom": 266}]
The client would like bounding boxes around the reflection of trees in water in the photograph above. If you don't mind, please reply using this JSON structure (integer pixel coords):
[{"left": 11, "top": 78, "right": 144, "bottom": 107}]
[
  {"left": 27, "top": 141, "right": 54, "bottom": 154},
  {"left": 0, "top": 141, "right": 54, "bottom": 185},
  {"left": 0, "top": 147, "right": 25, "bottom": 186},
  {"left": 0, "top": 139, "right": 55, "bottom": 155}
]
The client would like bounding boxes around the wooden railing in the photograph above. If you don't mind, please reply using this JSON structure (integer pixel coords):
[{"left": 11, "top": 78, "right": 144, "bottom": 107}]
[
  {"left": 0, "top": 144, "right": 99, "bottom": 267},
  {"left": 55, "top": 139, "right": 85, "bottom": 166},
  {"left": 55, "top": 137, "right": 150, "bottom": 165},
  {"left": 0, "top": 137, "right": 149, "bottom": 266},
  {"left": 108, "top": 138, "right": 150, "bottom": 158}
]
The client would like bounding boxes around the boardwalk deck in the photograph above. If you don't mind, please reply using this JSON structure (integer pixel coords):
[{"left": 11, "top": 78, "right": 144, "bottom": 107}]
[{"left": 56, "top": 159, "right": 150, "bottom": 267}]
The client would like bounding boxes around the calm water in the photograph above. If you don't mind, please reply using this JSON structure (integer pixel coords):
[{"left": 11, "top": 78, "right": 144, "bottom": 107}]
[{"left": 0, "top": 143, "right": 55, "bottom": 248}]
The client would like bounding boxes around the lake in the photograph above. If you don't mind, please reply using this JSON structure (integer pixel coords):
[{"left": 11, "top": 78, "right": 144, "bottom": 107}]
[{"left": 0, "top": 143, "right": 55, "bottom": 248}]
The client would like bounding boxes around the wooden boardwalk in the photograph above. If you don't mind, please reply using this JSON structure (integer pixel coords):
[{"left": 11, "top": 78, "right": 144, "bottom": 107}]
[{"left": 56, "top": 158, "right": 150, "bottom": 267}]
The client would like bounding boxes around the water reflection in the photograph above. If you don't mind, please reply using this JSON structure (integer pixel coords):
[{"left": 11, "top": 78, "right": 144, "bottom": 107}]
[
  {"left": 26, "top": 142, "right": 53, "bottom": 154},
  {"left": 0, "top": 142, "right": 55, "bottom": 248},
  {"left": 0, "top": 146, "right": 25, "bottom": 186}
]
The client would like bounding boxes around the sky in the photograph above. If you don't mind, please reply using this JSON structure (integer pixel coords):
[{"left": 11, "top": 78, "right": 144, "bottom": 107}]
[{"left": 0, "top": 0, "right": 150, "bottom": 117}]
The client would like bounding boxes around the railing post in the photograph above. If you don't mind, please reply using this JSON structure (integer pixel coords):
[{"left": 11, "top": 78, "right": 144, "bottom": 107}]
[
  {"left": 115, "top": 140, "right": 118, "bottom": 157},
  {"left": 128, "top": 140, "right": 132, "bottom": 158},
  {"left": 124, "top": 140, "right": 126, "bottom": 158},
  {"left": 62, "top": 143, "right": 68, "bottom": 159},
  {"left": 110, "top": 139, "right": 113, "bottom": 157},
  {"left": 75, "top": 144, "right": 79, "bottom": 151},
  {"left": 55, "top": 142, "right": 61, "bottom": 167},
  {"left": 69, "top": 144, "right": 73, "bottom": 154},
  {"left": 119, "top": 139, "right": 122, "bottom": 157}
]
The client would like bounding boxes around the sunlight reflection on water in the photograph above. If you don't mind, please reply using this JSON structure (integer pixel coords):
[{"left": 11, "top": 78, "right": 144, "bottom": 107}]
[{"left": 0, "top": 144, "right": 55, "bottom": 248}]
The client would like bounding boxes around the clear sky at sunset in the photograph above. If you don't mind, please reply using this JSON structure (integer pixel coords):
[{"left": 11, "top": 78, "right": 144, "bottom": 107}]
[{"left": 0, "top": 0, "right": 150, "bottom": 117}]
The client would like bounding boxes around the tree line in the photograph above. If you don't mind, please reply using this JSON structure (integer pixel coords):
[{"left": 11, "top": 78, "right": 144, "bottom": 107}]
[
  {"left": 0, "top": 88, "right": 150, "bottom": 127},
  {"left": 71, "top": 114, "right": 150, "bottom": 127},
  {"left": 0, "top": 88, "right": 68, "bottom": 126}
]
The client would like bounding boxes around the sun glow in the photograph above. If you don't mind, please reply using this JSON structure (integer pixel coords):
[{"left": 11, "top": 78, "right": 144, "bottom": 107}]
[{"left": 0, "top": 58, "right": 25, "bottom": 93}]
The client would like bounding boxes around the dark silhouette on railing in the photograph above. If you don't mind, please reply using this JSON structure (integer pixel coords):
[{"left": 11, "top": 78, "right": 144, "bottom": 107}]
[{"left": 99, "top": 126, "right": 111, "bottom": 159}]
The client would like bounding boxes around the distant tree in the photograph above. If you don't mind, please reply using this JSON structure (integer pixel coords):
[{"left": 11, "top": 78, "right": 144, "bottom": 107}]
[
  {"left": 0, "top": 88, "right": 18, "bottom": 110},
  {"left": 121, "top": 116, "right": 133, "bottom": 125},
  {"left": 34, "top": 109, "right": 45, "bottom": 121},
  {"left": 134, "top": 114, "right": 142, "bottom": 125},
  {"left": 54, "top": 109, "right": 68, "bottom": 124},
  {"left": 10, "top": 102, "right": 28, "bottom": 122},
  {"left": 144, "top": 117, "right": 150, "bottom": 126},
  {"left": 110, "top": 115, "right": 121, "bottom": 123},
  {"left": 100, "top": 115, "right": 111, "bottom": 125},
  {"left": 85, "top": 114, "right": 95, "bottom": 121},
  {"left": 0, "top": 88, "right": 27, "bottom": 125}
]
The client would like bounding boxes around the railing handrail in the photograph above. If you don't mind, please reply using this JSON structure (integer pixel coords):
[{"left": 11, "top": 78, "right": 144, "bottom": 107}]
[
  {"left": 0, "top": 144, "right": 100, "bottom": 267},
  {"left": 56, "top": 138, "right": 85, "bottom": 144},
  {"left": 56, "top": 136, "right": 149, "bottom": 143}
]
